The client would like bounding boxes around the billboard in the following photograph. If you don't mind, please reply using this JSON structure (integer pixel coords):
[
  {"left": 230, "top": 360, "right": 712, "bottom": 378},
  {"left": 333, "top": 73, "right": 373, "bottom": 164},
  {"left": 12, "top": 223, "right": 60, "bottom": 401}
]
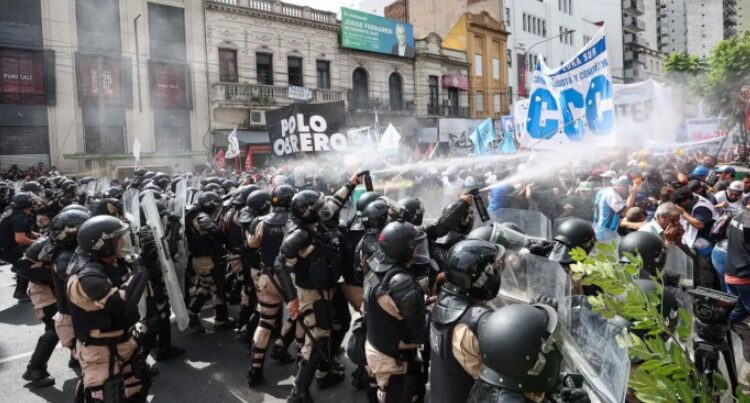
[
  {"left": 149, "top": 60, "right": 191, "bottom": 110},
  {"left": 341, "top": 7, "right": 415, "bottom": 58},
  {"left": 76, "top": 53, "right": 125, "bottom": 104},
  {"left": 0, "top": 48, "right": 46, "bottom": 105}
]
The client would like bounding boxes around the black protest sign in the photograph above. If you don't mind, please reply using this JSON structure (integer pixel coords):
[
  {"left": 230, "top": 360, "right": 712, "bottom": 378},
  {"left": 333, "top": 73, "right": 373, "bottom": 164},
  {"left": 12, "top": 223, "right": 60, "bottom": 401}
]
[{"left": 267, "top": 101, "right": 347, "bottom": 157}]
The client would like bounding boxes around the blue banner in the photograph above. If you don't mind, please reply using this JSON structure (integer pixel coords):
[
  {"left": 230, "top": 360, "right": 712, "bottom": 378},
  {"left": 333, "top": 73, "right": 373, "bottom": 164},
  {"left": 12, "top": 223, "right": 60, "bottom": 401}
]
[
  {"left": 500, "top": 116, "right": 516, "bottom": 154},
  {"left": 469, "top": 118, "right": 495, "bottom": 155}
]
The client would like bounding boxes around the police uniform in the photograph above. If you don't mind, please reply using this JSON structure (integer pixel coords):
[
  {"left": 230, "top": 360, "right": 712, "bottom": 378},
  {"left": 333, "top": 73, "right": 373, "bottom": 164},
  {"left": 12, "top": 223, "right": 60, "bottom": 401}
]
[
  {"left": 0, "top": 205, "right": 34, "bottom": 297},
  {"left": 52, "top": 246, "right": 77, "bottom": 360}
]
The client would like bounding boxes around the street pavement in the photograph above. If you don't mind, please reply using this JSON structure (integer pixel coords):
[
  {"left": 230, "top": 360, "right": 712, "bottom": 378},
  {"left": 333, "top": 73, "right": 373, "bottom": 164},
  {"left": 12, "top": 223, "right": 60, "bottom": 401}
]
[{"left": 0, "top": 264, "right": 368, "bottom": 403}]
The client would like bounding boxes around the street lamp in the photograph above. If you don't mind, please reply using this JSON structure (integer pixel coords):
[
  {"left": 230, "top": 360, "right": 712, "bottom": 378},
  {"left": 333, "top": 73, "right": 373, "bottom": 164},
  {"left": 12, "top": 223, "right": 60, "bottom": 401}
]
[{"left": 520, "top": 29, "right": 576, "bottom": 95}]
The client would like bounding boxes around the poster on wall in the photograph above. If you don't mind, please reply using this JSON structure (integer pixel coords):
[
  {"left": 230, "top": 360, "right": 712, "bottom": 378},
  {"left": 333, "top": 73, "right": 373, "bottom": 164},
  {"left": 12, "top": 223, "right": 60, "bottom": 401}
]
[
  {"left": 149, "top": 60, "right": 191, "bottom": 109},
  {"left": 341, "top": 7, "right": 415, "bottom": 58},
  {"left": 0, "top": 48, "right": 45, "bottom": 104},
  {"left": 520, "top": 28, "right": 616, "bottom": 150},
  {"left": 267, "top": 101, "right": 347, "bottom": 157},
  {"left": 76, "top": 53, "right": 125, "bottom": 104}
]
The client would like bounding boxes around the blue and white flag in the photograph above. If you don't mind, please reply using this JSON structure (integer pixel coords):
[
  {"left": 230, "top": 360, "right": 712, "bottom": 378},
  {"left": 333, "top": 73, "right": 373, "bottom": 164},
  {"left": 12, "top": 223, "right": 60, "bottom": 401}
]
[
  {"left": 469, "top": 118, "right": 495, "bottom": 155},
  {"left": 521, "top": 28, "right": 616, "bottom": 150},
  {"left": 499, "top": 116, "right": 516, "bottom": 154}
]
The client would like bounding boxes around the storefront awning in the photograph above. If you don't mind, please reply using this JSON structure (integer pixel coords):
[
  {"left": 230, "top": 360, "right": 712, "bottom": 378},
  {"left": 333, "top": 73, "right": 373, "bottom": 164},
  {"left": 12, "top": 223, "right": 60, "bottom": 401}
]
[
  {"left": 442, "top": 74, "right": 468, "bottom": 90},
  {"left": 214, "top": 130, "right": 270, "bottom": 146}
]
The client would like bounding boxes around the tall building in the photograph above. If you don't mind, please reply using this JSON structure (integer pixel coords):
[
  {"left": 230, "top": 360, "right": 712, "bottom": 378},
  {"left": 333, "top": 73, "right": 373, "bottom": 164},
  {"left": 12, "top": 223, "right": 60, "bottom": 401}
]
[
  {"left": 359, "top": 0, "right": 395, "bottom": 16},
  {"left": 659, "top": 0, "right": 737, "bottom": 57},
  {"left": 0, "top": 0, "right": 210, "bottom": 175},
  {"left": 739, "top": 0, "right": 750, "bottom": 33}
]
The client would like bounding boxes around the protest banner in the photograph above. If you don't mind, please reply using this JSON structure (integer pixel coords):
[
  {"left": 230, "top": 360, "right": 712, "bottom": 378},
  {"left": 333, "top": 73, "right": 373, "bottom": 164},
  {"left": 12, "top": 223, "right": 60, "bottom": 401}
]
[{"left": 267, "top": 101, "right": 347, "bottom": 157}]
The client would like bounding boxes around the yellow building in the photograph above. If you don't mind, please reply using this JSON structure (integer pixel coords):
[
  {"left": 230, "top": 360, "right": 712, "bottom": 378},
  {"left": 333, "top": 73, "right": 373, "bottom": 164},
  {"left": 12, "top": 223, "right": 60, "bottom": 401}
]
[{"left": 443, "top": 12, "right": 510, "bottom": 119}]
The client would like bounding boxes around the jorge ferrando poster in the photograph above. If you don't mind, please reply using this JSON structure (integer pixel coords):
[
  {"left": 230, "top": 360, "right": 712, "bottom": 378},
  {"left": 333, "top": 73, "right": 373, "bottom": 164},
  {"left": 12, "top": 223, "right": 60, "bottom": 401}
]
[
  {"left": 521, "top": 28, "right": 616, "bottom": 150},
  {"left": 267, "top": 101, "right": 347, "bottom": 157}
]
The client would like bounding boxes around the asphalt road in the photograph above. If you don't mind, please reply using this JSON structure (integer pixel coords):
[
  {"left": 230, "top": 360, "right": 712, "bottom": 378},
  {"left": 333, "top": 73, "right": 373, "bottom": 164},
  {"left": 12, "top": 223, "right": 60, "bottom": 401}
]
[{"left": 0, "top": 264, "right": 368, "bottom": 403}]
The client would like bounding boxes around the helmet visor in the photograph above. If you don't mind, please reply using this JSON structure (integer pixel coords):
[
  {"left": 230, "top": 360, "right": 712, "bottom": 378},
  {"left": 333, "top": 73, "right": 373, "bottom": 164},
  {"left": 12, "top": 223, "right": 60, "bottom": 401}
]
[{"left": 490, "top": 222, "right": 528, "bottom": 251}]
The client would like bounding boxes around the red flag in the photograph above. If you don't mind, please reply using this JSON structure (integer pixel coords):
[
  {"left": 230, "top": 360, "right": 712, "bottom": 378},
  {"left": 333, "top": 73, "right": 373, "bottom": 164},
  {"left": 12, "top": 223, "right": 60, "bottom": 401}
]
[
  {"left": 214, "top": 148, "right": 226, "bottom": 172},
  {"left": 244, "top": 146, "right": 253, "bottom": 171}
]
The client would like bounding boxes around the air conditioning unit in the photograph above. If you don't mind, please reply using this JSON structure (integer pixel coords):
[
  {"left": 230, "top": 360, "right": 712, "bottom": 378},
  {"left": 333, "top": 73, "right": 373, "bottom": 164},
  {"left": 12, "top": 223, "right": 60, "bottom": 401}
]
[
  {"left": 248, "top": 110, "right": 267, "bottom": 126},
  {"left": 443, "top": 99, "right": 451, "bottom": 107}
]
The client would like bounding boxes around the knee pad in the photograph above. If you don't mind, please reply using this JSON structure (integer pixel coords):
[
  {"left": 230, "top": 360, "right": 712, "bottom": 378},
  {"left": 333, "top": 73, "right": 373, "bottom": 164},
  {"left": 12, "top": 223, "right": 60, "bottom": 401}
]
[
  {"left": 384, "top": 370, "right": 423, "bottom": 403},
  {"left": 312, "top": 299, "right": 332, "bottom": 331}
]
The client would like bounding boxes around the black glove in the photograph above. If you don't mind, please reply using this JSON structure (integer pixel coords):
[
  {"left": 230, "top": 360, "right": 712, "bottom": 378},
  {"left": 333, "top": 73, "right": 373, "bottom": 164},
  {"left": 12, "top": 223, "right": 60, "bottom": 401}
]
[
  {"left": 531, "top": 295, "right": 559, "bottom": 311},
  {"left": 138, "top": 226, "right": 158, "bottom": 264},
  {"left": 526, "top": 239, "right": 554, "bottom": 256},
  {"left": 552, "top": 373, "right": 590, "bottom": 403}
]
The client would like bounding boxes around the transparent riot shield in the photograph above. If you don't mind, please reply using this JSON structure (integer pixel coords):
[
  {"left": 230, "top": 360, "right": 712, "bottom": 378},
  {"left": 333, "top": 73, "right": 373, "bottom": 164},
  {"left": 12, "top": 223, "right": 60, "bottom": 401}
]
[
  {"left": 172, "top": 178, "right": 188, "bottom": 292},
  {"left": 663, "top": 245, "right": 694, "bottom": 289},
  {"left": 494, "top": 251, "right": 571, "bottom": 318},
  {"left": 491, "top": 208, "right": 553, "bottom": 241},
  {"left": 558, "top": 298, "right": 630, "bottom": 403},
  {"left": 488, "top": 222, "right": 535, "bottom": 252},
  {"left": 141, "top": 192, "right": 190, "bottom": 330},
  {"left": 85, "top": 181, "right": 97, "bottom": 198}
]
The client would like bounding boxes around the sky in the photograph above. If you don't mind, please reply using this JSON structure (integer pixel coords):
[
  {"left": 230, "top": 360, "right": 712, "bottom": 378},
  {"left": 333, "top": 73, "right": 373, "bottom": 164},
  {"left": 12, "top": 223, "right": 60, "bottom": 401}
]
[{"left": 283, "top": 0, "right": 381, "bottom": 15}]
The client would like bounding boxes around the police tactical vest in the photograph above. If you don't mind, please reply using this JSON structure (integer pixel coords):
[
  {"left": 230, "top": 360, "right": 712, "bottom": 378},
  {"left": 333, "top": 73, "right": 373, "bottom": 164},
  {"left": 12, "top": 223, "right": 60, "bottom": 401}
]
[
  {"left": 259, "top": 211, "right": 289, "bottom": 269},
  {"left": 727, "top": 208, "right": 750, "bottom": 278},
  {"left": 292, "top": 227, "right": 341, "bottom": 290},
  {"left": 364, "top": 267, "right": 412, "bottom": 358}
]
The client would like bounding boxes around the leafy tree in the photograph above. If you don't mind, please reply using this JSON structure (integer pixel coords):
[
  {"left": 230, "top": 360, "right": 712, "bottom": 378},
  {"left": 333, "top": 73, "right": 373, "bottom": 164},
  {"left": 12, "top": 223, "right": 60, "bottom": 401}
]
[
  {"left": 569, "top": 243, "right": 750, "bottom": 402},
  {"left": 703, "top": 32, "right": 750, "bottom": 132},
  {"left": 664, "top": 51, "right": 706, "bottom": 83}
]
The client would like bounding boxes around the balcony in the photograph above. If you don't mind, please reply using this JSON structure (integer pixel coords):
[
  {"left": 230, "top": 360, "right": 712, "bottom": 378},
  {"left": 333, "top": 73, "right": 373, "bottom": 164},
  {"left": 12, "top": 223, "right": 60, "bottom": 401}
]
[
  {"left": 213, "top": 82, "right": 347, "bottom": 105},
  {"left": 425, "top": 103, "right": 470, "bottom": 118},
  {"left": 348, "top": 95, "right": 416, "bottom": 115},
  {"left": 624, "top": 33, "right": 647, "bottom": 48},
  {"left": 623, "top": 16, "right": 646, "bottom": 33},
  {"left": 623, "top": 0, "right": 645, "bottom": 16},
  {"left": 725, "top": 13, "right": 738, "bottom": 25},
  {"left": 207, "top": 0, "right": 337, "bottom": 25}
]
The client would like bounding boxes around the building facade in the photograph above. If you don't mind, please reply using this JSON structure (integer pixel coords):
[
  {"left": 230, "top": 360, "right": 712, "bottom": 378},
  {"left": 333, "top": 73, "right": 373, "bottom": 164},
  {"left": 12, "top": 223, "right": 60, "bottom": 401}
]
[
  {"left": 443, "top": 12, "right": 510, "bottom": 118},
  {"left": 739, "top": 0, "right": 750, "bottom": 33},
  {"left": 413, "top": 33, "right": 470, "bottom": 119},
  {"left": 3, "top": 0, "right": 212, "bottom": 176},
  {"left": 659, "top": 0, "right": 737, "bottom": 57},
  {"left": 400, "top": 0, "right": 503, "bottom": 39}
]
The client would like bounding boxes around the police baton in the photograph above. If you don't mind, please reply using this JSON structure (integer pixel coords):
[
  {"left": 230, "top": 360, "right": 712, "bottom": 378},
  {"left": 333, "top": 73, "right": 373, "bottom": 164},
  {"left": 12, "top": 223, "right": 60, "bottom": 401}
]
[{"left": 266, "top": 273, "right": 331, "bottom": 364}]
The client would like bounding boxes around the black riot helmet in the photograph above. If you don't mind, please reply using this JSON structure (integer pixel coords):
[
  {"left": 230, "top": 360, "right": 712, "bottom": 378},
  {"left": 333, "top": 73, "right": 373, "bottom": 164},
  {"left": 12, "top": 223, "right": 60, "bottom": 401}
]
[
  {"left": 197, "top": 191, "right": 222, "bottom": 214},
  {"left": 444, "top": 239, "right": 504, "bottom": 301},
  {"left": 76, "top": 215, "right": 131, "bottom": 258},
  {"left": 60, "top": 180, "right": 78, "bottom": 195},
  {"left": 378, "top": 221, "right": 427, "bottom": 265},
  {"left": 142, "top": 171, "right": 156, "bottom": 181},
  {"left": 246, "top": 190, "right": 272, "bottom": 216},
  {"left": 133, "top": 167, "right": 147, "bottom": 178},
  {"left": 618, "top": 231, "right": 667, "bottom": 276},
  {"left": 357, "top": 191, "right": 382, "bottom": 212},
  {"left": 21, "top": 181, "right": 43, "bottom": 196},
  {"left": 24, "top": 236, "right": 53, "bottom": 264},
  {"left": 152, "top": 172, "right": 170, "bottom": 190},
  {"left": 61, "top": 203, "right": 90, "bottom": 214},
  {"left": 232, "top": 185, "right": 261, "bottom": 207},
  {"left": 11, "top": 192, "right": 34, "bottom": 209},
  {"left": 272, "top": 185, "right": 295, "bottom": 208},
  {"left": 399, "top": 197, "right": 425, "bottom": 225},
  {"left": 204, "top": 182, "right": 224, "bottom": 196},
  {"left": 221, "top": 178, "right": 237, "bottom": 193},
  {"left": 291, "top": 190, "right": 323, "bottom": 223},
  {"left": 548, "top": 218, "right": 596, "bottom": 264},
  {"left": 50, "top": 209, "right": 91, "bottom": 247},
  {"left": 103, "top": 186, "right": 123, "bottom": 199},
  {"left": 362, "top": 199, "right": 390, "bottom": 230},
  {"left": 478, "top": 304, "right": 562, "bottom": 393}
]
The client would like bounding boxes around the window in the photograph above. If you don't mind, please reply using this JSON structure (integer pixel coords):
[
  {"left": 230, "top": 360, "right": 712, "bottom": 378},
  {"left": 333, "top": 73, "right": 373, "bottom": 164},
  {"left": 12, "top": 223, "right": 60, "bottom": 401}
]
[
  {"left": 218, "top": 48, "right": 237, "bottom": 82},
  {"left": 492, "top": 58, "right": 500, "bottom": 80},
  {"left": 352, "top": 68, "right": 368, "bottom": 109},
  {"left": 507, "top": 49, "right": 512, "bottom": 67},
  {"left": 256, "top": 52, "right": 273, "bottom": 85},
  {"left": 505, "top": 7, "right": 511, "bottom": 27},
  {"left": 523, "top": 13, "right": 527, "bottom": 31},
  {"left": 474, "top": 54, "right": 483, "bottom": 76},
  {"left": 428, "top": 75, "right": 439, "bottom": 114},
  {"left": 287, "top": 56, "right": 303, "bottom": 87},
  {"left": 494, "top": 93, "right": 501, "bottom": 112},
  {"left": 389, "top": 72, "right": 403, "bottom": 111},
  {"left": 508, "top": 86, "right": 513, "bottom": 108},
  {"left": 316, "top": 60, "right": 330, "bottom": 89},
  {"left": 542, "top": 20, "right": 546, "bottom": 37},
  {"left": 475, "top": 91, "right": 484, "bottom": 112}
]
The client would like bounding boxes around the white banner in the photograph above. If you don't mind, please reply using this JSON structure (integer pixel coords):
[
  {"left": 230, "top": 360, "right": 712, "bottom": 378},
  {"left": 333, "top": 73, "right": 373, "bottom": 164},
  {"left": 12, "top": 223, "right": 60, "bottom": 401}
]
[
  {"left": 683, "top": 117, "right": 728, "bottom": 142},
  {"left": 226, "top": 128, "right": 240, "bottom": 159},
  {"left": 132, "top": 138, "right": 141, "bottom": 163},
  {"left": 613, "top": 79, "right": 681, "bottom": 146},
  {"left": 521, "top": 28, "right": 615, "bottom": 150}
]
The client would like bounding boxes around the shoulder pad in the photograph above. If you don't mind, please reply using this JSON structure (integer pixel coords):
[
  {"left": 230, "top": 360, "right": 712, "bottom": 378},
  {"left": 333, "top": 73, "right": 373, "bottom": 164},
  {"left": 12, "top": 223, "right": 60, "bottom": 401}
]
[
  {"left": 196, "top": 212, "right": 218, "bottom": 232},
  {"left": 432, "top": 292, "right": 471, "bottom": 326},
  {"left": 367, "top": 251, "right": 398, "bottom": 274},
  {"left": 238, "top": 207, "right": 256, "bottom": 225},
  {"left": 387, "top": 271, "right": 424, "bottom": 317},
  {"left": 54, "top": 249, "right": 76, "bottom": 277},
  {"left": 264, "top": 211, "right": 289, "bottom": 226},
  {"left": 77, "top": 262, "right": 112, "bottom": 301},
  {"left": 459, "top": 304, "right": 493, "bottom": 334},
  {"left": 279, "top": 228, "right": 312, "bottom": 258}
]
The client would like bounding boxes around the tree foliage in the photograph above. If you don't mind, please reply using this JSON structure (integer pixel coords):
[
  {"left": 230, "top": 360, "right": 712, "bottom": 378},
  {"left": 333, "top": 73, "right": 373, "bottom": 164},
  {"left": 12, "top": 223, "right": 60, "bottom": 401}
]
[
  {"left": 569, "top": 243, "right": 750, "bottom": 402},
  {"left": 703, "top": 32, "right": 750, "bottom": 131}
]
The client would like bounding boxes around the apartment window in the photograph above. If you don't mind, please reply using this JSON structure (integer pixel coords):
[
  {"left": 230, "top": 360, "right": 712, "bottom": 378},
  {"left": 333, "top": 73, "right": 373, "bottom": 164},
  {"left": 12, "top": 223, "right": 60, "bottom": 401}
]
[
  {"left": 389, "top": 72, "right": 403, "bottom": 111},
  {"left": 542, "top": 20, "right": 546, "bottom": 37},
  {"left": 474, "top": 54, "right": 483, "bottom": 76},
  {"left": 316, "top": 60, "right": 330, "bottom": 89},
  {"left": 218, "top": 48, "right": 237, "bottom": 82},
  {"left": 492, "top": 57, "right": 500, "bottom": 80},
  {"left": 505, "top": 7, "right": 510, "bottom": 27},
  {"left": 352, "top": 67, "right": 368, "bottom": 109},
  {"left": 428, "top": 75, "right": 439, "bottom": 114},
  {"left": 494, "top": 93, "right": 501, "bottom": 113},
  {"left": 475, "top": 91, "right": 484, "bottom": 112},
  {"left": 507, "top": 49, "right": 512, "bottom": 67},
  {"left": 508, "top": 86, "right": 513, "bottom": 107},
  {"left": 523, "top": 14, "right": 527, "bottom": 31},
  {"left": 288, "top": 56, "right": 303, "bottom": 87},
  {"left": 256, "top": 52, "right": 273, "bottom": 85}
]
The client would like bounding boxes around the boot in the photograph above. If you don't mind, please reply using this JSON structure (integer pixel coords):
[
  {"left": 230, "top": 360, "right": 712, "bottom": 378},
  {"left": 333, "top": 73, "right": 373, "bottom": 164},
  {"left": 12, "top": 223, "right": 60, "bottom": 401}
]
[
  {"left": 188, "top": 314, "right": 205, "bottom": 332},
  {"left": 247, "top": 366, "right": 264, "bottom": 387},
  {"left": 213, "top": 304, "right": 235, "bottom": 330},
  {"left": 155, "top": 323, "right": 186, "bottom": 361},
  {"left": 351, "top": 365, "right": 368, "bottom": 390},
  {"left": 286, "top": 358, "right": 319, "bottom": 403},
  {"left": 14, "top": 277, "right": 30, "bottom": 302},
  {"left": 270, "top": 344, "right": 295, "bottom": 364},
  {"left": 316, "top": 369, "right": 345, "bottom": 390},
  {"left": 23, "top": 334, "right": 57, "bottom": 387}
]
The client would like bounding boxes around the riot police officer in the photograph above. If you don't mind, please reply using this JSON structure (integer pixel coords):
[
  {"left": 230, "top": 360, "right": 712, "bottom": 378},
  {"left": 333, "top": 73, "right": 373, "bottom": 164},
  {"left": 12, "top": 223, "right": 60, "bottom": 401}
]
[
  {"left": 279, "top": 175, "right": 360, "bottom": 401},
  {"left": 547, "top": 218, "right": 596, "bottom": 267},
  {"left": 429, "top": 239, "right": 503, "bottom": 403},
  {"left": 364, "top": 221, "right": 429, "bottom": 403},
  {"left": 49, "top": 208, "right": 90, "bottom": 369},
  {"left": 67, "top": 215, "right": 154, "bottom": 402},
  {"left": 468, "top": 304, "right": 570, "bottom": 403},
  {"left": 618, "top": 231, "right": 668, "bottom": 278},
  {"left": 348, "top": 198, "right": 391, "bottom": 312},
  {"left": 185, "top": 191, "right": 232, "bottom": 331},
  {"left": 246, "top": 184, "right": 295, "bottom": 386},
  {"left": 0, "top": 192, "right": 39, "bottom": 301},
  {"left": 17, "top": 236, "right": 58, "bottom": 387}
]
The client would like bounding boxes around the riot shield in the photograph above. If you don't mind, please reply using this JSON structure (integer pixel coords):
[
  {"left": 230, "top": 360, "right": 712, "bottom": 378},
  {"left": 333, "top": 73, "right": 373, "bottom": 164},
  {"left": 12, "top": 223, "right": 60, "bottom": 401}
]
[
  {"left": 172, "top": 178, "right": 188, "bottom": 292},
  {"left": 558, "top": 298, "right": 630, "bottom": 403},
  {"left": 663, "top": 245, "right": 694, "bottom": 289},
  {"left": 85, "top": 181, "right": 97, "bottom": 198},
  {"left": 123, "top": 188, "right": 140, "bottom": 231},
  {"left": 141, "top": 192, "right": 190, "bottom": 330},
  {"left": 494, "top": 251, "right": 571, "bottom": 318},
  {"left": 491, "top": 208, "right": 552, "bottom": 240}
]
